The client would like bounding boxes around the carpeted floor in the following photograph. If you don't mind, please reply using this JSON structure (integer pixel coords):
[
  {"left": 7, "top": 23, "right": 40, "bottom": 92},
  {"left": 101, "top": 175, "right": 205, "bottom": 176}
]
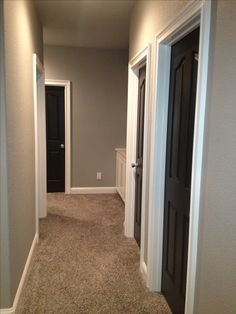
[{"left": 16, "top": 193, "right": 171, "bottom": 314}]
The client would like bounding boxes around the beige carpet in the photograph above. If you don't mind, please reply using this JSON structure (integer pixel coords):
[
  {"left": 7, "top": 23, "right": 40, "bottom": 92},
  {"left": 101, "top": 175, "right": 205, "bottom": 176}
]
[{"left": 16, "top": 193, "right": 171, "bottom": 314}]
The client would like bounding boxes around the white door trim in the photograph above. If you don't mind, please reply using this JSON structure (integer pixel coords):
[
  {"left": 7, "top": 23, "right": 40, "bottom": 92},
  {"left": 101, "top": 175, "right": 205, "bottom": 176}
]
[
  {"left": 33, "top": 54, "right": 46, "bottom": 235},
  {"left": 45, "top": 79, "right": 71, "bottom": 194},
  {"left": 125, "top": 44, "right": 151, "bottom": 280},
  {"left": 147, "top": 1, "right": 213, "bottom": 313}
]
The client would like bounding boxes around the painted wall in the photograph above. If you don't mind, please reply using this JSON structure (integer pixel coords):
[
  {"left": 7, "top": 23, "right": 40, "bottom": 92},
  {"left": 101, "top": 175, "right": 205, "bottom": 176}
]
[
  {"left": 194, "top": 1, "right": 236, "bottom": 313},
  {"left": 0, "top": 0, "right": 11, "bottom": 308},
  {"left": 1, "top": 0, "right": 43, "bottom": 308},
  {"left": 130, "top": 1, "right": 236, "bottom": 313},
  {"left": 44, "top": 46, "right": 128, "bottom": 187},
  {"left": 129, "top": 0, "right": 189, "bottom": 60},
  {"left": 129, "top": 0, "right": 188, "bottom": 265}
]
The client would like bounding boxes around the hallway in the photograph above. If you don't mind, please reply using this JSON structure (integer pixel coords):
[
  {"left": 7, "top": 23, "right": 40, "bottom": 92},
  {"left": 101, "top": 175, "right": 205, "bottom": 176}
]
[{"left": 16, "top": 194, "right": 170, "bottom": 313}]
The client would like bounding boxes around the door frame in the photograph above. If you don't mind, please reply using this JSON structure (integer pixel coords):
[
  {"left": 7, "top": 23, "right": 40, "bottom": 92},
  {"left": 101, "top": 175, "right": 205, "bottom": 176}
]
[
  {"left": 147, "top": 1, "right": 213, "bottom": 313},
  {"left": 125, "top": 44, "right": 151, "bottom": 280},
  {"left": 33, "top": 54, "right": 47, "bottom": 236},
  {"left": 45, "top": 79, "right": 71, "bottom": 194}
]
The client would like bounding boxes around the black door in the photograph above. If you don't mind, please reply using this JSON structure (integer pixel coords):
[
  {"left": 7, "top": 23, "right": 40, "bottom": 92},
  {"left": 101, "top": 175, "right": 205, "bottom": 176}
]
[
  {"left": 162, "top": 28, "right": 199, "bottom": 313},
  {"left": 45, "top": 86, "right": 65, "bottom": 192},
  {"left": 134, "top": 65, "right": 146, "bottom": 247}
]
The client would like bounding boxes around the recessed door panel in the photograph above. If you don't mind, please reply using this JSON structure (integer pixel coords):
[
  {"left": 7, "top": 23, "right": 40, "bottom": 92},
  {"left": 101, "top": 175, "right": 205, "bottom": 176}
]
[{"left": 169, "top": 58, "right": 185, "bottom": 181}]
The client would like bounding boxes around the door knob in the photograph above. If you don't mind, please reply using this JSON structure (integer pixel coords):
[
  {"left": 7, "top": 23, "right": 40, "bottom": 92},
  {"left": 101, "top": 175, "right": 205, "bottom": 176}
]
[
  {"left": 60, "top": 144, "right": 65, "bottom": 149},
  {"left": 131, "top": 162, "right": 139, "bottom": 168}
]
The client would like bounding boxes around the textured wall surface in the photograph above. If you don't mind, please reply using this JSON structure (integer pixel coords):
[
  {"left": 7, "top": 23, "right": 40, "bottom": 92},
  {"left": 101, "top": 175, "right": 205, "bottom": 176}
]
[
  {"left": 129, "top": 0, "right": 188, "bottom": 60},
  {"left": 0, "top": 0, "right": 11, "bottom": 308},
  {"left": 44, "top": 46, "right": 128, "bottom": 187},
  {"left": 195, "top": 1, "right": 236, "bottom": 313},
  {"left": 3, "top": 0, "right": 43, "bottom": 307}
]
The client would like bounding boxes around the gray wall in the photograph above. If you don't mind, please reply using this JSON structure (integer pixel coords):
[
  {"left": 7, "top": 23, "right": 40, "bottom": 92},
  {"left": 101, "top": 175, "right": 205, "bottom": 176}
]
[
  {"left": 44, "top": 46, "right": 128, "bottom": 187},
  {"left": 195, "top": 1, "right": 236, "bottom": 313},
  {"left": 130, "top": 1, "right": 236, "bottom": 313},
  {"left": 0, "top": 0, "right": 11, "bottom": 308},
  {"left": 1, "top": 0, "right": 43, "bottom": 308}
]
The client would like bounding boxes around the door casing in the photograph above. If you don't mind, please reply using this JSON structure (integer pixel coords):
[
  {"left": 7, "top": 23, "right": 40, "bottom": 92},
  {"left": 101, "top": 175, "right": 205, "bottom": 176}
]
[
  {"left": 147, "top": 1, "right": 214, "bottom": 313},
  {"left": 125, "top": 44, "right": 151, "bottom": 281},
  {"left": 33, "top": 54, "right": 46, "bottom": 236}
]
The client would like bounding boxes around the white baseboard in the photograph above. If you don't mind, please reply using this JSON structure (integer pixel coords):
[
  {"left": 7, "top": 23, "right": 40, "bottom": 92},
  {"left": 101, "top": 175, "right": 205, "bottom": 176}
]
[
  {"left": 70, "top": 187, "right": 117, "bottom": 194},
  {"left": 0, "top": 308, "right": 14, "bottom": 314},
  {"left": 0, "top": 233, "right": 38, "bottom": 314},
  {"left": 140, "top": 261, "right": 148, "bottom": 283}
]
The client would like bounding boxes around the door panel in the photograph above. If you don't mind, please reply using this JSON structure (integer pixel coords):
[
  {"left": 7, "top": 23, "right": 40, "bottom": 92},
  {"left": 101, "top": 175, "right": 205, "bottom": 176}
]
[
  {"left": 162, "top": 28, "right": 199, "bottom": 314},
  {"left": 46, "top": 86, "right": 65, "bottom": 192},
  {"left": 134, "top": 65, "right": 146, "bottom": 247}
]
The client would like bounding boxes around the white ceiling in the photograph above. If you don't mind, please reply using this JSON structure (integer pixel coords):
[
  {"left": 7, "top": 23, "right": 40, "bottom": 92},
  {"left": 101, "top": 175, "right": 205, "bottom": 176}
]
[{"left": 35, "top": 0, "right": 135, "bottom": 49}]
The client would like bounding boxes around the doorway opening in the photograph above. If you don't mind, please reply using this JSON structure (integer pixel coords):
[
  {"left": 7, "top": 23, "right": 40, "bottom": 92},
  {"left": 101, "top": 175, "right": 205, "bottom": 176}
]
[
  {"left": 147, "top": 1, "right": 212, "bottom": 313},
  {"left": 45, "top": 80, "right": 71, "bottom": 194},
  {"left": 125, "top": 45, "right": 151, "bottom": 280},
  {"left": 133, "top": 64, "right": 146, "bottom": 247},
  {"left": 45, "top": 85, "right": 65, "bottom": 192},
  {"left": 162, "top": 27, "right": 199, "bottom": 313},
  {"left": 33, "top": 75, "right": 71, "bottom": 233}
]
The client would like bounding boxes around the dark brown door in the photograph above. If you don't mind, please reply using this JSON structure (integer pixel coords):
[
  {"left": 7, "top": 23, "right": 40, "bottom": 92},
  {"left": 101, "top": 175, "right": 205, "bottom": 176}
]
[
  {"left": 134, "top": 65, "right": 146, "bottom": 247},
  {"left": 162, "top": 28, "right": 199, "bottom": 313},
  {"left": 45, "top": 86, "right": 65, "bottom": 192}
]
